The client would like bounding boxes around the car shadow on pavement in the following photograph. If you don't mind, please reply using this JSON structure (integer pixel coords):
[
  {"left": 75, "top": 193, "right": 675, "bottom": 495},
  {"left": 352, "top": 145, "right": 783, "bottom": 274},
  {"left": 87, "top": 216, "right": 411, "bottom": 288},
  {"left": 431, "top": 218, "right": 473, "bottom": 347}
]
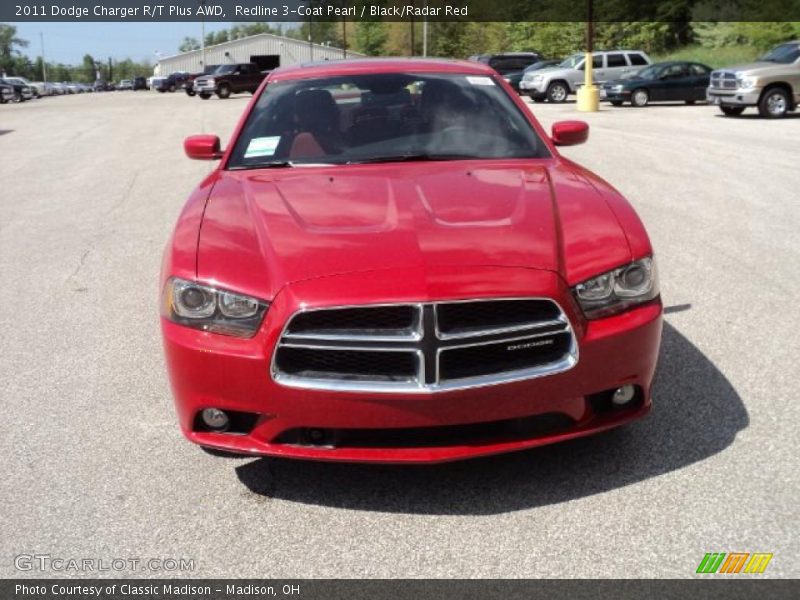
[
  {"left": 713, "top": 113, "right": 800, "bottom": 120},
  {"left": 235, "top": 321, "right": 748, "bottom": 514}
]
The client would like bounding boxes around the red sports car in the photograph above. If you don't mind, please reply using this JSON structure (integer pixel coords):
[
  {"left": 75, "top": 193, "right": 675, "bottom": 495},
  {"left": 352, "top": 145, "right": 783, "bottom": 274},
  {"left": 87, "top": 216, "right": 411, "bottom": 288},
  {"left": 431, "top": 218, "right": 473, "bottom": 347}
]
[{"left": 161, "top": 58, "right": 662, "bottom": 464}]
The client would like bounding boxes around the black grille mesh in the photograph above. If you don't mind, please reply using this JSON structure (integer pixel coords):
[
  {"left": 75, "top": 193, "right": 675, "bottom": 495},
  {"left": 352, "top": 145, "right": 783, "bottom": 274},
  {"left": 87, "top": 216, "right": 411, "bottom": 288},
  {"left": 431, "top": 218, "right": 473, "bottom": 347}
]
[
  {"left": 439, "top": 332, "right": 572, "bottom": 381},
  {"left": 436, "top": 299, "right": 561, "bottom": 335},
  {"left": 276, "top": 347, "right": 417, "bottom": 382},
  {"left": 287, "top": 305, "right": 416, "bottom": 335}
]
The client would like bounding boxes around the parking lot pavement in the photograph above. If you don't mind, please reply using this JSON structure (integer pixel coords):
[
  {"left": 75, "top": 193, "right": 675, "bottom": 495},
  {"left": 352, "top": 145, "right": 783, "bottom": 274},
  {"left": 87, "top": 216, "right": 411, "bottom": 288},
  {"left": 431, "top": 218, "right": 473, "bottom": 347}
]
[{"left": 1, "top": 92, "right": 798, "bottom": 578}]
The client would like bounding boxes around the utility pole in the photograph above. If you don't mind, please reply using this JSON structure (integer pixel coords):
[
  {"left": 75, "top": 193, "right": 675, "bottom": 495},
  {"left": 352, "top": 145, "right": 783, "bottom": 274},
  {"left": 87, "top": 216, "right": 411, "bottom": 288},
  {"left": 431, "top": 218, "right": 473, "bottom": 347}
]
[
  {"left": 342, "top": 18, "right": 347, "bottom": 58},
  {"left": 40, "top": 32, "right": 47, "bottom": 83},
  {"left": 423, "top": 19, "right": 428, "bottom": 57},
  {"left": 576, "top": 0, "right": 599, "bottom": 112},
  {"left": 200, "top": 0, "right": 207, "bottom": 67},
  {"left": 308, "top": 0, "right": 314, "bottom": 62}
]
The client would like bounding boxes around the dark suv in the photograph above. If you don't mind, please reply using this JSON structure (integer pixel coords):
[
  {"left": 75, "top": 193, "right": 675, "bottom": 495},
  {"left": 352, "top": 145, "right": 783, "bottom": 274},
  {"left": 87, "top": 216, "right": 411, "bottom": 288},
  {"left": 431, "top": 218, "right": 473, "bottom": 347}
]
[
  {"left": 156, "top": 72, "right": 190, "bottom": 93},
  {"left": 193, "top": 63, "right": 268, "bottom": 99},
  {"left": 468, "top": 52, "right": 544, "bottom": 76},
  {"left": 133, "top": 77, "right": 147, "bottom": 91}
]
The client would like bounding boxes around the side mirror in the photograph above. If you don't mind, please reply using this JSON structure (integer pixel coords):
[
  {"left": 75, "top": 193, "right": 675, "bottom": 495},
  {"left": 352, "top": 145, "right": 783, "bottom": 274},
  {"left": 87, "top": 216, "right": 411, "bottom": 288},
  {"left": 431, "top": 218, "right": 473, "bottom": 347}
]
[
  {"left": 551, "top": 120, "right": 589, "bottom": 146},
  {"left": 184, "top": 134, "right": 223, "bottom": 160}
]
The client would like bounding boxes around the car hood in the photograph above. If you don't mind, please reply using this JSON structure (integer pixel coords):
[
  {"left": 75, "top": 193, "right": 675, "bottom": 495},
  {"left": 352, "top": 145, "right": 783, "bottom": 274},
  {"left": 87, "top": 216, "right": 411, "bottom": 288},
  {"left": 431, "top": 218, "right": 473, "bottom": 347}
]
[
  {"left": 715, "top": 61, "right": 792, "bottom": 76},
  {"left": 196, "top": 161, "right": 633, "bottom": 300},
  {"left": 531, "top": 67, "right": 572, "bottom": 77}
]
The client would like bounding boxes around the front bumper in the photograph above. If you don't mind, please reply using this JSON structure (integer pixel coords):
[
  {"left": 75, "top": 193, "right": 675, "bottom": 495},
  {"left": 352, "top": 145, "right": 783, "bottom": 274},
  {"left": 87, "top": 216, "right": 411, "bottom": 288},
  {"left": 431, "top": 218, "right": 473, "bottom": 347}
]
[
  {"left": 162, "top": 267, "right": 662, "bottom": 464},
  {"left": 707, "top": 87, "right": 761, "bottom": 106},
  {"left": 520, "top": 80, "right": 547, "bottom": 96},
  {"left": 193, "top": 81, "right": 216, "bottom": 93},
  {"left": 602, "top": 89, "right": 630, "bottom": 102}
]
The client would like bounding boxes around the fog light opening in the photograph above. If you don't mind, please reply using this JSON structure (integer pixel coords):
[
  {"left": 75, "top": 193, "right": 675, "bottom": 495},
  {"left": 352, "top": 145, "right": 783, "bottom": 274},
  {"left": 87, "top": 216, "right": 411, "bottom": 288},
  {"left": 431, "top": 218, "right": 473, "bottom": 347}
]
[
  {"left": 201, "top": 408, "right": 230, "bottom": 432},
  {"left": 612, "top": 385, "right": 637, "bottom": 407}
]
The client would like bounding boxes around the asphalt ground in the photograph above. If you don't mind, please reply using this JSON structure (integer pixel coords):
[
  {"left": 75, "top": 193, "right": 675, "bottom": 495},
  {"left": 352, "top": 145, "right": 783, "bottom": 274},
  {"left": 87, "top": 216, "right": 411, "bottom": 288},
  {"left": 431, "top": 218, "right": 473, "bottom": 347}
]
[{"left": 0, "top": 90, "right": 797, "bottom": 578}]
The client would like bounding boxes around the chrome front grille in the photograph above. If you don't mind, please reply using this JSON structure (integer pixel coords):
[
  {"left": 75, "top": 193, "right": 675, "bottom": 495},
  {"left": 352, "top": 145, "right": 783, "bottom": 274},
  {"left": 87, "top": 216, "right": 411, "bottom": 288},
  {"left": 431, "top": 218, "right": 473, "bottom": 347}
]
[
  {"left": 710, "top": 71, "right": 737, "bottom": 90},
  {"left": 272, "top": 299, "right": 577, "bottom": 393}
]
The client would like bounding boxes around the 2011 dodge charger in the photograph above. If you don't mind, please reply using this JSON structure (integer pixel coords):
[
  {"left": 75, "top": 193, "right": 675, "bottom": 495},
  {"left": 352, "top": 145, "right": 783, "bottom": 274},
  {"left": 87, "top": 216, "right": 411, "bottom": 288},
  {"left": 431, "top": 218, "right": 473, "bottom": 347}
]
[{"left": 161, "top": 58, "right": 662, "bottom": 464}]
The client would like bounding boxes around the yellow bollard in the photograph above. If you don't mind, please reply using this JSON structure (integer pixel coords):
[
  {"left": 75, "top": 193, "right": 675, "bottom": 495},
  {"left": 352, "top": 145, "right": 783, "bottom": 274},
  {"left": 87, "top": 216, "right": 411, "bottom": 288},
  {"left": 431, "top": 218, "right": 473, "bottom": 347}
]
[{"left": 576, "top": 51, "right": 599, "bottom": 112}]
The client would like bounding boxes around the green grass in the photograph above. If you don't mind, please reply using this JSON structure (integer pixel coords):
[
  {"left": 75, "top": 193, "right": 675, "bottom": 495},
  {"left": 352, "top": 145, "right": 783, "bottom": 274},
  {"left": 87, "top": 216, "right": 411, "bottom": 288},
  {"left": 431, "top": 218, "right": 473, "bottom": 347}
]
[{"left": 652, "top": 45, "right": 761, "bottom": 69}]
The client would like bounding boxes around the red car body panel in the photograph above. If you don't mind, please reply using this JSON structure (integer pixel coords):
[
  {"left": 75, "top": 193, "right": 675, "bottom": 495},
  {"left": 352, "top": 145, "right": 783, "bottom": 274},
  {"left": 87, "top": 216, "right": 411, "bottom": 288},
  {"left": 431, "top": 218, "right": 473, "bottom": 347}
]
[{"left": 160, "top": 58, "right": 663, "bottom": 463}]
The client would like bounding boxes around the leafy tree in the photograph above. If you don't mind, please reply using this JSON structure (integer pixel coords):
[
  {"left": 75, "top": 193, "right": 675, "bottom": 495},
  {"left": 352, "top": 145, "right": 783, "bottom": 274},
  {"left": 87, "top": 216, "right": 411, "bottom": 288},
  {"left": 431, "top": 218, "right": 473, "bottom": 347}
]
[
  {"left": 179, "top": 37, "right": 200, "bottom": 52},
  {"left": 82, "top": 53, "right": 97, "bottom": 82},
  {"left": 354, "top": 21, "right": 388, "bottom": 55},
  {"left": 0, "top": 23, "right": 29, "bottom": 75}
]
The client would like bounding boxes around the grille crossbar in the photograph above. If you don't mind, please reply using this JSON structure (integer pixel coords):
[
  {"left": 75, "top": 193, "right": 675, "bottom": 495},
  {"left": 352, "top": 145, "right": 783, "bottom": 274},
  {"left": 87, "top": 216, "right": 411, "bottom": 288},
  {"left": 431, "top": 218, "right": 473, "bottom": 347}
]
[{"left": 272, "top": 299, "right": 577, "bottom": 392}]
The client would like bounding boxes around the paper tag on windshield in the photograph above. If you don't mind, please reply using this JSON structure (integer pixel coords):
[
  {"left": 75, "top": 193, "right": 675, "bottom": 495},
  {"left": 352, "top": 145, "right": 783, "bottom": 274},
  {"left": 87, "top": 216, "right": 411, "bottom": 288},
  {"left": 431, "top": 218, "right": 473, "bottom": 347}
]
[
  {"left": 466, "top": 76, "right": 495, "bottom": 86},
  {"left": 244, "top": 136, "right": 280, "bottom": 158}
]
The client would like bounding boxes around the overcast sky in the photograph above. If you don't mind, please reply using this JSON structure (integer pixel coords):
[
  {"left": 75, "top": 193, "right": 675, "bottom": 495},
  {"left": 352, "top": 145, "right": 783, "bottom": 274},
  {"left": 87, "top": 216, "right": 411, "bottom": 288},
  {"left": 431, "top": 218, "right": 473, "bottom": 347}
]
[{"left": 12, "top": 22, "right": 243, "bottom": 64}]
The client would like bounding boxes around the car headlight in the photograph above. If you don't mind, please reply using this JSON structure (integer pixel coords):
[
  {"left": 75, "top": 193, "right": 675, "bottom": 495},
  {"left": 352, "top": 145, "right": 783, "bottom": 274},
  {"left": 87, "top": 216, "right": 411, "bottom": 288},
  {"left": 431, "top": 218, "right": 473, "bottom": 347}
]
[
  {"left": 573, "top": 257, "right": 659, "bottom": 319},
  {"left": 610, "top": 84, "right": 624, "bottom": 92},
  {"left": 161, "top": 277, "right": 269, "bottom": 338},
  {"left": 735, "top": 73, "right": 756, "bottom": 89},
  {"left": 532, "top": 75, "right": 544, "bottom": 82},
  {"left": 204, "top": 78, "right": 215, "bottom": 86}
]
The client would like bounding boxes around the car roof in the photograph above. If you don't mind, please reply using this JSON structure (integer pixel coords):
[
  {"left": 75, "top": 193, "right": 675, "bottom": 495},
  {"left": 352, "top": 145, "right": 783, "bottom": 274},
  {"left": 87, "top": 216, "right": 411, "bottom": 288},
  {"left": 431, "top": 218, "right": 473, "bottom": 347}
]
[{"left": 271, "top": 57, "right": 496, "bottom": 81}]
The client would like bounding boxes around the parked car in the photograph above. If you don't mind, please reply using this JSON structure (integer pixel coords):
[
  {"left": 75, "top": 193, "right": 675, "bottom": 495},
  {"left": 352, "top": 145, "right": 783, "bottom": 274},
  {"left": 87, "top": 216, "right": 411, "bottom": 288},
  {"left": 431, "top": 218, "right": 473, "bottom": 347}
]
[
  {"left": 0, "top": 81, "right": 14, "bottom": 103},
  {"left": 503, "top": 59, "right": 562, "bottom": 93},
  {"left": 155, "top": 71, "right": 190, "bottom": 93},
  {"left": 602, "top": 61, "right": 712, "bottom": 107},
  {"left": 193, "top": 63, "right": 268, "bottom": 99},
  {"left": 133, "top": 76, "right": 148, "bottom": 91},
  {"left": 184, "top": 65, "right": 220, "bottom": 96},
  {"left": 3, "top": 76, "right": 39, "bottom": 98},
  {"left": 469, "top": 52, "right": 545, "bottom": 75},
  {"left": 32, "top": 81, "right": 60, "bottom": 96},
  {"left": 163, "top": 58, "right": 662, "bottom": 463},
  {"left": 50, "top": 82, "right": 67, "bottom": 95},
  {"left": 0, "top": 78, "right": 33, "bottom": 102},
  {"left": 520, "top": 50, "right": 651, "bottom": 102},
  {"left": 707, "top": 40, "right": 800, "bottom": 118},
  {"left": 118, "top": 79, "right": 133, "bottom": 91}
]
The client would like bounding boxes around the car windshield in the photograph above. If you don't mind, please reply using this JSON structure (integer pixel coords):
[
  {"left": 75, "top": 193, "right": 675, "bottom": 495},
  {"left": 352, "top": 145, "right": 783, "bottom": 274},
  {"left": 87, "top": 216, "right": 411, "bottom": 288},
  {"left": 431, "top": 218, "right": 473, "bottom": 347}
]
[
  {"left": 559, "top": 54, "right": 583, "bottom": 69},
  {"left": 758, "top": 43, "right": 800, "bottom": 63},
  {"left": 213, "top": 65, "right": 237, "bottom": 74},
  {"left": 228, "top": 72, "right": 549, "bottom": 169}
]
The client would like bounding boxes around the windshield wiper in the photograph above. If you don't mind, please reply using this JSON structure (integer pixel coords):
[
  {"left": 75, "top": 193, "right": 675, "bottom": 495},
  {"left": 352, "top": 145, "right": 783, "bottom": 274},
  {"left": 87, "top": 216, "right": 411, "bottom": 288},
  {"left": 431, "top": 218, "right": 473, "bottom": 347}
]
[
  {"left": 347, "top": 152, "right": 480, "bottom": 165},
  {"left": 230, "top": 160, "right": 295, "bottom": 170}
]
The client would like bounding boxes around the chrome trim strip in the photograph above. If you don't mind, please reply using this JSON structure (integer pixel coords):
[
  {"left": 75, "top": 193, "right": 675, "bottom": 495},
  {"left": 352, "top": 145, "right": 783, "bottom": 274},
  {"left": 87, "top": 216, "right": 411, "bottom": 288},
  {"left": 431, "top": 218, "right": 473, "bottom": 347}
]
[{"left": 435, "top": 317, "right": 568, "bottom": 340}]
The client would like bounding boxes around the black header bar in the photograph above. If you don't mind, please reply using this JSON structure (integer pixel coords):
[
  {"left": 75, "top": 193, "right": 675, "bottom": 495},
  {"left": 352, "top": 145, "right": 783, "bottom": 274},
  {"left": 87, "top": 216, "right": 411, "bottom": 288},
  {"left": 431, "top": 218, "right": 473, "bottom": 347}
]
[
  {"left": 4, "top": 579, "right": 798, "bottom": 600},
  {"left": 4, "top": 0, "right": 800, "bottom": 23}
]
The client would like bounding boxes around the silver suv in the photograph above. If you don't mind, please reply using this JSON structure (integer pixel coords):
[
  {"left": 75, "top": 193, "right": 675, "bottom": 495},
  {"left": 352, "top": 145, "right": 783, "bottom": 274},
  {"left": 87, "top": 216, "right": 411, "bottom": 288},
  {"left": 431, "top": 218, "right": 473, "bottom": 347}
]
[{"left": 520, "top": 50, "right": 651, "bottom": 102}]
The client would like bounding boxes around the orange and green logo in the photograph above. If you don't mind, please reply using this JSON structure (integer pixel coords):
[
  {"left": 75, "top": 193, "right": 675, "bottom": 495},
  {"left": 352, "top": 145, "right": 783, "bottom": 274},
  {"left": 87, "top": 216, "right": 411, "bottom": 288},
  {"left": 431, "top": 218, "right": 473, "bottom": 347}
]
[{"left": 696, "top": 552, "right": 773, "bottom": 574}]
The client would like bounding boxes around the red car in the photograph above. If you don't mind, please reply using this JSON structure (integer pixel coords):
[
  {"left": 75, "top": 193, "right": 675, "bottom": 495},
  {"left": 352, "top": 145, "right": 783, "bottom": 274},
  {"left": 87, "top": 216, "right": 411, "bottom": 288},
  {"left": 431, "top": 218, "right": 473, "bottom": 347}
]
[{"left": 161, "top": 58, "right": 662, "bottom": 464}]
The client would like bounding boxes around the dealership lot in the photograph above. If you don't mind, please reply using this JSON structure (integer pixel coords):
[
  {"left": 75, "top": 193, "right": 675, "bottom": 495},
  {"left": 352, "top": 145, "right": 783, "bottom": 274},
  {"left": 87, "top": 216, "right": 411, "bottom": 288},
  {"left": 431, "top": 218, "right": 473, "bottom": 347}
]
[{"left": 1, "top": 92, "right": 798, "bottom": 577}]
